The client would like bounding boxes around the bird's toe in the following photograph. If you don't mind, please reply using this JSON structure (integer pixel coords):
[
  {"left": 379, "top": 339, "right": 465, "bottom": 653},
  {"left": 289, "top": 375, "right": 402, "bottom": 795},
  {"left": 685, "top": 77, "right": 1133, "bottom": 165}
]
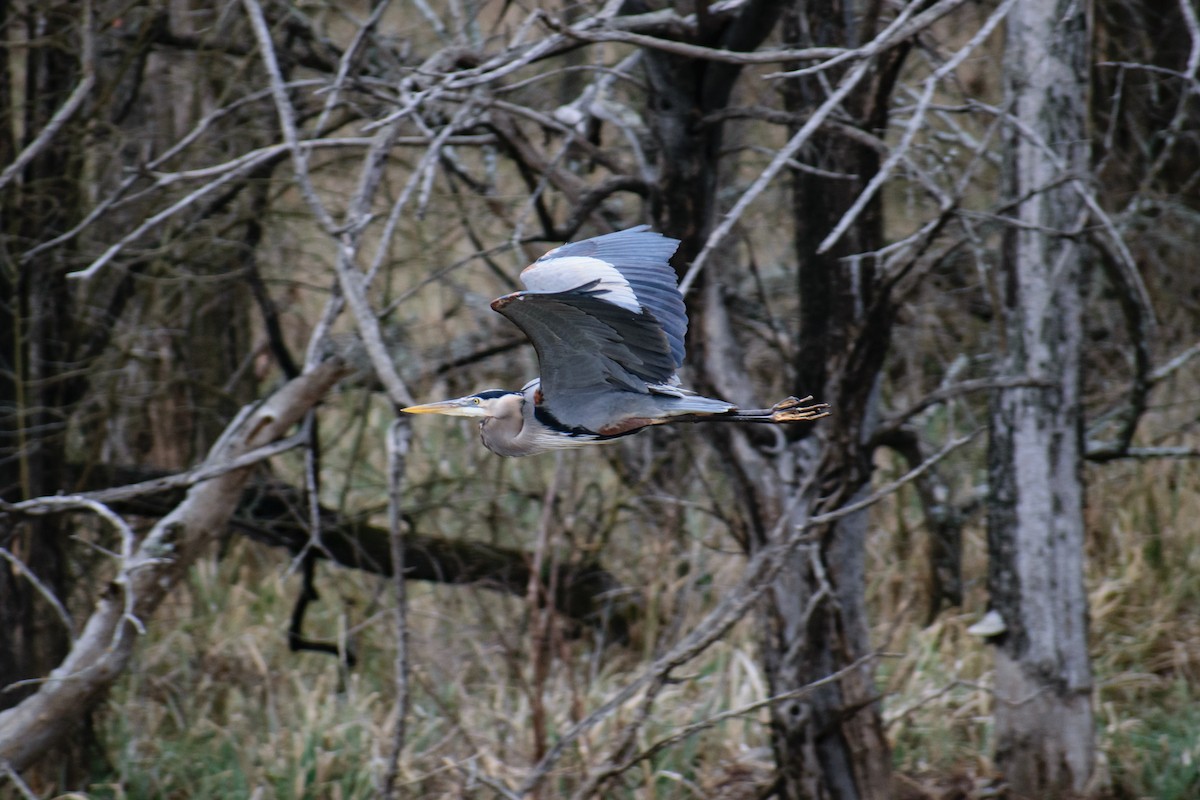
[
  {"left": 771, "top": 395, "right": 816, "bottom": 412},
  {"left": 771, "top": 401, "right": 831, "bottom": 422}
]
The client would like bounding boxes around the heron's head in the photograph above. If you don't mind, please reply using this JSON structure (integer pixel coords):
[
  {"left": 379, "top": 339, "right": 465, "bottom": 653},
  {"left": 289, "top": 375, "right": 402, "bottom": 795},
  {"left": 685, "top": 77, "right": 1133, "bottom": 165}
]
[{"left": 402, "top": 389, "right": 522, "bottom": 420}]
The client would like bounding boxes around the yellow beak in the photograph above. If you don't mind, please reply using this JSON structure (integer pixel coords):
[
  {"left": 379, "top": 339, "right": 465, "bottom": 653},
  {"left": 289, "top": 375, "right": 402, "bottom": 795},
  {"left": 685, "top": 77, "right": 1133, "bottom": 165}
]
[{"left": 401, "top": 397, "right": 489, "bottom": 417}]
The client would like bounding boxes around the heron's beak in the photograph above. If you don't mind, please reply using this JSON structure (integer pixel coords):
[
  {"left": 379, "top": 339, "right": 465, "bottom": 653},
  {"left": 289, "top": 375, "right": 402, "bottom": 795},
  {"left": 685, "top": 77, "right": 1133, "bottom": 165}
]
[{"left": 402, "top": 396, "right": 488, "bottom": 418}]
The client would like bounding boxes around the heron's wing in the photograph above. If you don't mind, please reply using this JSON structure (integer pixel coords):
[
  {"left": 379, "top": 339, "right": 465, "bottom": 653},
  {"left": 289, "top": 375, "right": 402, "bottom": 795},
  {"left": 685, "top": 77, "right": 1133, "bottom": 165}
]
[
  {"left": 518, "top": 226, "right": 687, "bottom": 368},
  {"left": 491, "top": 227, "right": 689, "bottom": 430},
  {"left": 491, "top": 290, "right": 679, "bottom": 430}
]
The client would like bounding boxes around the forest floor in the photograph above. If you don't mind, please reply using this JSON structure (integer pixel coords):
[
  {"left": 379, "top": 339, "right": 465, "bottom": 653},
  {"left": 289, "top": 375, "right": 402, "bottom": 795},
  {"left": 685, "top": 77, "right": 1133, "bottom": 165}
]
[{"left": 75, "top": 443, "right": 1200, "bottom": 800}]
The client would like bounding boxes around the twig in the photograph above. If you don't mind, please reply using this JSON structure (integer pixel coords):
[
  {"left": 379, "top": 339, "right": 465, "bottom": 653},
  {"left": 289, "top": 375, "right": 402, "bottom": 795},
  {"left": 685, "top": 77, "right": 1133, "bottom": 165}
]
[
  {"left": 0, "top": 549, "right": 75, "bottom": 639},
  {"left": 1137, "top": 0, "right": 1200, "bottom": 193},
  {"left": 678, "top": 54, "right": 875, "bottom": 295},
  {"left": 292, "top": 412, "right": 327, "bottom": 577},
  {"left": 559, "top": 22, "right": 842, "bottom": 65},
  {"left": 876, "top": 376, "right": 1054, "bottom": 437},
  {"left": 677, "top": 0, "right": 949, "bottom": 294},
  {"left": 562, "top": 0, "right": 966, "bottom": 74},
  {"left": 242, "top": 0, "right": 339, "bottom": 233},
  {"left": 763, "top": 0, "right": 968, "bottom": 79},
  {"left": 607, "top": 652, "right": 886, "bottom": 781},
  {"left": 27, "top": 78, "right": 329, "bottom": 264},
  {"left": 970, "top": 98, "right": 1156, "bottom": 338},
  {"left": 0, "top": 761, "right": 38, "bottom": 800},
  {"left": 578, "top": 669, "right": 672, "bottom": 798},
  {"left": 816, "top": 0, "right": 1016, "bottom": 254},
  {"left": 331, "top": 229, "right": 417, "bottom": 408},
  {"left": 1, "top": 78, "right": 89, "bottom": 177},
  {"left": 884, "top": 678, "right": 990, "bottom": 729},
  {"left": 64, "top": 137, "right": 365, "bottom": 281},
  {"left": 444, "top": 0, "right": 628, "bottom": 91},
  {"left": 1151, "top": 340, "right": 1200, "bottom": 385},
  {"left": 449, "top": 758, "right": 523, "bottom": 800},
  {"left": 1, "top": 432, "right": 307, "bottom": 513},
  {"left": 1087, "top": 445, "right": 1200, "bottom": 462},
  {"left": 313, "top": 0, "right": 394, "bottom": 135},
  {"left": 339, "top": 91, "right": 422, "bottom": 405},
  {"left": 0, "top": 1, "right": 95, "bottom": 196}
]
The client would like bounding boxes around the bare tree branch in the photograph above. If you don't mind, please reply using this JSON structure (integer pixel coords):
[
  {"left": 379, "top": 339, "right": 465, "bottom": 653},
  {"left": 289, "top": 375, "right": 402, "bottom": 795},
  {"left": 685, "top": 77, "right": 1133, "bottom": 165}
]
[
  {"left": 1, "top": 433, "right": 307, "bottom": 512},
  {"left": 0, "top": 549, "right": 74, "bottom": 641},
  {"left": 677, "top": 0, "right": 951, "bottom": 294},
  {"left": 242, "top": 0, "right": 339, "bottom": 233},
  {"left": 0, "top": 2, "right": 94, "bottom": 196},
  {"left": 0, "top": 359, "right": 348, "bottom": 771},
  {"left": 873, "top": 377, "right": 1052, "bottom": 444},
  {"left": 0, "top": 760, "right": 39, "bottom": 800},
  {"left": 816, "top": 0, "right": 1016, "bottom": 255}
]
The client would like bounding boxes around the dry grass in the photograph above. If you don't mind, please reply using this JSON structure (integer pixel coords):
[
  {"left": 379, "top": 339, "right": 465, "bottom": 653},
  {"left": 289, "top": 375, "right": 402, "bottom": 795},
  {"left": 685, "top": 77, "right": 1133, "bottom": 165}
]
[
  {"left": 74, "top": 407, "right": 1200, "bottom": 799},
  {"left": 89, "top": 426, "right": 788, "bottom": 798}
]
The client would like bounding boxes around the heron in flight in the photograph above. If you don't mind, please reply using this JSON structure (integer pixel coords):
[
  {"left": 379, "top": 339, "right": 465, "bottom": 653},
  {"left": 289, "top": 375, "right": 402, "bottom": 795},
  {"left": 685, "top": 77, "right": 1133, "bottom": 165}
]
[{"left": 403, "top": 226, "right": 828, "bottom": 456}]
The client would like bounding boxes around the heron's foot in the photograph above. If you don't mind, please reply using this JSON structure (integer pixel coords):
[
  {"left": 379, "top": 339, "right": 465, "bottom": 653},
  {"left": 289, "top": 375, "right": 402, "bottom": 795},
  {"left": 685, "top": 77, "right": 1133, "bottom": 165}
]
[{"left": 770, "top": 395, "right": 831, "bottom": 422}]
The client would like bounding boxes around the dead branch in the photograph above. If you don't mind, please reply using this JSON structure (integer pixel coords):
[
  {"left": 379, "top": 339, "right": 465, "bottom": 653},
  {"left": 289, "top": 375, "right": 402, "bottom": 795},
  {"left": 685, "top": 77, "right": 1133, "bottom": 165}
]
[
  {"left": 0, "top": 2, "right": 94, "bottom": 196},
  {"left": 1, "top": 434, "right": 307, "bottom": 514},
  {"left": 815, "top": 0, "right": 1015, "bottom": 255},
  {"left": 0, "top": 359, "right": 348, "bottom": 772},
  {"left": 5, "top": 462, "right": 638, "bottom": 639},
  {"left": 674, "top": 0, "right": 959, "bottom": 295},
  {"left": 1086, "top": 340, "right": 1200, "bottom": 461}
]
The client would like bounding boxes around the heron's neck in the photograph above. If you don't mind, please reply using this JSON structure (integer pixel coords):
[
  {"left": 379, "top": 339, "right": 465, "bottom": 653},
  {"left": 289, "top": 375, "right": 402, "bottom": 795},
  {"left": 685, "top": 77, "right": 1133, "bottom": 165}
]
[{"left": 478, "top": 392, "right": 528, "bottom": 456}]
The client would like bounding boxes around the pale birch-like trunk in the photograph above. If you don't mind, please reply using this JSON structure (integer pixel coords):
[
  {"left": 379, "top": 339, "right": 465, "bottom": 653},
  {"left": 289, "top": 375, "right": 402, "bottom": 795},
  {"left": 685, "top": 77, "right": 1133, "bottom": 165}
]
[{"left": 987, "top": 0, "right": 1095, "bottom": 794}]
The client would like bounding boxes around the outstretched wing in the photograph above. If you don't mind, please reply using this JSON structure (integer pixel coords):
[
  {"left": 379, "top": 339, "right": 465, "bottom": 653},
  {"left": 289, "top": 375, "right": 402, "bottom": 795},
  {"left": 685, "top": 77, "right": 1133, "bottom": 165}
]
[
  {"left": 517, "top": 226, "right": 686, "bottom": 368},
  {"left": 490, "top": 227, "right": 686, "bottom": 429}
]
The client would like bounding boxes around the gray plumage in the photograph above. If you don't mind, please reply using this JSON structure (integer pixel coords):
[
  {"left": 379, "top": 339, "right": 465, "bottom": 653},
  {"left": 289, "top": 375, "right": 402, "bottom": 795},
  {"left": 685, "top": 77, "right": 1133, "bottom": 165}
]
[{"left": 404, "top": 227, "right": 828, "bottom": 456}]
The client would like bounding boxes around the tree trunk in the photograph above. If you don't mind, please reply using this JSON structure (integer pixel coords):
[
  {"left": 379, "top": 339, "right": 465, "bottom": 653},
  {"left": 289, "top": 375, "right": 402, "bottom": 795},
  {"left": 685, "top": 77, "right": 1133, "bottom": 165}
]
[
  {"left": 748, "top": 2, "right": 911, "bottom": 797},
  {"left": 639, "top": 0, "right": 904, "bottom": 793},
  {"left": 986, "top": 0, "right": 1095, "bottom": 794}
]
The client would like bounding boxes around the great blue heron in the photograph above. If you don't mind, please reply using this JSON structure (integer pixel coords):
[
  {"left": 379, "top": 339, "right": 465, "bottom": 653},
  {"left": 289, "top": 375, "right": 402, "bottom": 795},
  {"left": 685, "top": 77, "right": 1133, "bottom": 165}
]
[{"left": 403, "top": 226, "right": 828, "bottom": 456}]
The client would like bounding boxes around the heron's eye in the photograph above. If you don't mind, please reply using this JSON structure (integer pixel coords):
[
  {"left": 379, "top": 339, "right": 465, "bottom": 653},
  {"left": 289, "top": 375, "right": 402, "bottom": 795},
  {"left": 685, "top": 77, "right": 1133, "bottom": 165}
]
[{"left": 472, "top": 397, "right": 482, "bottom": 405}]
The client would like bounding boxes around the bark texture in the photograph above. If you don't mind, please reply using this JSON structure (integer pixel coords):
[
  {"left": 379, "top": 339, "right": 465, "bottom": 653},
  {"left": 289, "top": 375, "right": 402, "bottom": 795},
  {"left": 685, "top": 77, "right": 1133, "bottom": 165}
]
[
  {"left": 749, "top": 2, "right": 910, "bottom": 796},
  {"left": 987, "top": 0, "right": 1095, "bottom": 794}
]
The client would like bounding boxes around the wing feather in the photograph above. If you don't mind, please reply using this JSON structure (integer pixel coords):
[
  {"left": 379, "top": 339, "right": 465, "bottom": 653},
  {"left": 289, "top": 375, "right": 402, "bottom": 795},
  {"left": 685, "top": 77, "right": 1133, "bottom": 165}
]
[
  {"left": 520, "top": 226, "right": 686, "bottom": 367},
  {"left": 490, "top": 227, "right": 688, "bottom": 431}
]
